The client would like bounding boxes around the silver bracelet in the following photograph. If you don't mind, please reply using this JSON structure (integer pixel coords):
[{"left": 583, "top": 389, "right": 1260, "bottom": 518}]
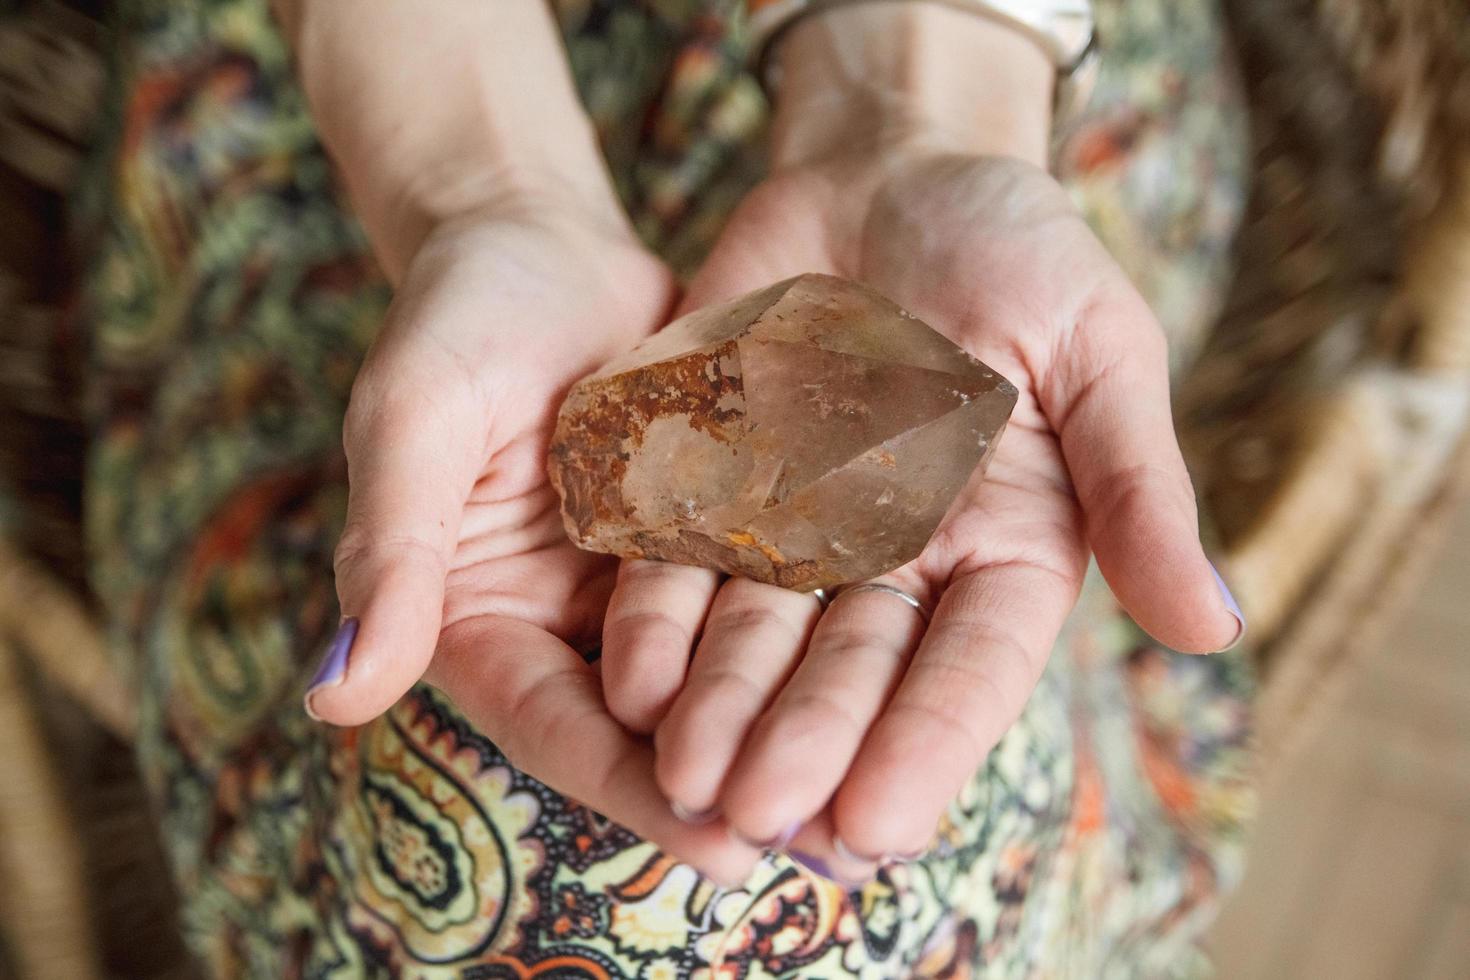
[{"left": 748, "top": 0, "right": 1098, "bottom": 118}]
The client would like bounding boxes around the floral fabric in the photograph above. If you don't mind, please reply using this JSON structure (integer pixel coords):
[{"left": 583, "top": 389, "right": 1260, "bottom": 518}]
[{"left": 77, "top": 0, "right": 1254, "bottom": 976}]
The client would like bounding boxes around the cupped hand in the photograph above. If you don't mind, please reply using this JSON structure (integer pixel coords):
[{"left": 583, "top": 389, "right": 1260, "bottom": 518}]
[
  {"left": 600, "top": 148, "right": 1243, "bottom": 875},
  {"left": 306, "top": 196, "right": 762, "bottom": 884}
]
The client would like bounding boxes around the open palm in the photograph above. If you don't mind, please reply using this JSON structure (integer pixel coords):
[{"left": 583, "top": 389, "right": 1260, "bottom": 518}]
[
  {"left": 307, "top": 205, "right": 763, "bottom": 884},
  {"left": 599, "top": 152, "right": 1241, "bottom": 872}
]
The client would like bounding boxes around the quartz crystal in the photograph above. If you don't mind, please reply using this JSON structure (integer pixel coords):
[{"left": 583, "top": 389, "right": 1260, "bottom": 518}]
[{"left": 548, "top": 273, "right": 1018, "bottom": 591}]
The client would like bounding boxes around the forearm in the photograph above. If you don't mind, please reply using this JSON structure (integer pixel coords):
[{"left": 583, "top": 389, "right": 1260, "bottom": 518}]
[
  {"left": 768, "top": 2, "right": 1054, "bottom": 170},
  {"left": 274, "top": 0, "right": 623, "bottom": 282}
]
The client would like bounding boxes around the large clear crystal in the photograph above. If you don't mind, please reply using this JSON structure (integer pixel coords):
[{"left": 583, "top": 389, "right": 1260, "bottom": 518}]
[{"left": 548, "top": 274, "right": 1017, "bottom": 591}]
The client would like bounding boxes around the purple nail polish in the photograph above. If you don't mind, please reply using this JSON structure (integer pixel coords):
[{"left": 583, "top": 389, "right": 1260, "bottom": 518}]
[
  {"left": 771, "top": 821, "right": 801, "bottom": 850},
  {"left": 670, "top": 800, "right": 720, "bottom": 825},
  {"left": 789, "top": 849, "right": 835, "bottom": 880},
  {"left": 305, "top": 618, "right": 358, "bottom": 716},
  {"left": 791, "top": 850, "right": 870, "bottom": 889},
  {"left": 1208, "top": 563, "right": 1247, "bottom": 650}
]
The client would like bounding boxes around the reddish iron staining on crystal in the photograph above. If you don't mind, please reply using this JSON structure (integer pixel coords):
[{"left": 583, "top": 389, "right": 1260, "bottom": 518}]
[
  {"left": 548, "top": 274, "right": 1018, "bottom": 591},
  {"left": 549, "top": 341, "right": 742, "bottom": 539}
]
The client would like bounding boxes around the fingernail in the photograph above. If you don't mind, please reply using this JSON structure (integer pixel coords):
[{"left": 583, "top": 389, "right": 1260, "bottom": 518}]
[
  {"left": 304, "top": 617, "right": 359, "bottom": 720},
  {"left": 735, "top": 821, "right": 801, "bottom": 851},
  {"left": 670, "top": 800, "right": 721, "bottom": 825},
  {"left": 791, "top": 849, "right": 871, "bottom": 888},
  {"left": 1209, "top": 563, "right": 1246, "bottom": 651},
  {"left": 789, "top": 849, "right": 835, "bottom": 880},
  {"left": 840, "top": 834, "right": 917, "bottom": 863},
  {"left": 834, "top": 835, "right": 918, "bottom": 866},
  {"left": 832, "top": 836, "right": 882, "bottom": 864}
]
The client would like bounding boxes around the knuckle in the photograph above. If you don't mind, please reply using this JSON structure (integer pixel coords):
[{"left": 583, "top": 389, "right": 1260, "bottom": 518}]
[
  {"left": 883, "top": 700, "right": 989, "bottom": 770},
  {"left": 691, "top": 666, "right": 767, "bottom": 707},
  {"left": 769, "top": 689, "right": 868, "bottom": 744},
  {"left": 925, "top": 518, "right": 987, "bottom": 571},
  {"left": 623, "top": 559, "right": 714, "bottom": 591},
  {"left": 885, "top": 644, "right": 1034, "bottom": 766},
  {"left": 605, "top": 668, "right": 678, "bottom": 735},
  {"left": 1090, "top": 461, "right": 1195, "bottom": 525},
  {"left": 333, "top": 526, "right": 446, "bottom": 581},
  {"left": 707, "top": 604, "right": 804, "bottom": 646},
  {"left": 708, "top": 604, "right": 773, "bottom": 634},
  {"left": 605, "top": 608, "right": 693, "bottom": 652},
  {"left": 332, "top": 524, "right": 375, "bottom": 579},
  {"left": 607, "top": 698, "right": 662, "bottom": 737},
  {"left": 930, "top": 614, "right": 1033, "bottom": 663},
  {"left": 811, "top": 625, "right": 913, "bottom": 663}
]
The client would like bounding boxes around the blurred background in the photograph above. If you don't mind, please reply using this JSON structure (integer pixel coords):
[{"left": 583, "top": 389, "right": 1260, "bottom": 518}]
[{"left": 1, "top": 0, "right": 1466, "bottom": 977}]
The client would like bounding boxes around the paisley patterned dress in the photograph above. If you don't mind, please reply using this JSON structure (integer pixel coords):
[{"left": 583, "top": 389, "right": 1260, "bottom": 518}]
[{"left": 77, "top": 0, "right": 1255, "bottom": 975}]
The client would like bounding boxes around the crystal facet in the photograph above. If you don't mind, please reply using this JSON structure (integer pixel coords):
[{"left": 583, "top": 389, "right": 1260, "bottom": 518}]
[{"left": 548, "top": 274, "right": 1018, "bottom": 591}]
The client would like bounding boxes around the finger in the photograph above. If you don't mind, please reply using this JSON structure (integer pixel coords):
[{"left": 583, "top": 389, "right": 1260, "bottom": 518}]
[
  {"left": 601, "top": 560, "right": 722, "bottom": 734},
  {"left": 717, "top": 578, "right": 929, "bottom": 847},
  {"left": 306, "top": 361, "right": 481, "bottom": 726},
  {"left": 428, "top": 615, "right": 762, "bottom": 886},
  {"left": 653, "top": 579, "right": 822, "bottom": 820},
  {"left": 1043, "top": 289, "right": 1242, "bottom": 653},
  {"left": 784, "top": 811, "right": 880, "bottom": 887},
  {"left": 832, "top": 562, "right": 1077, "bottom": 859}
]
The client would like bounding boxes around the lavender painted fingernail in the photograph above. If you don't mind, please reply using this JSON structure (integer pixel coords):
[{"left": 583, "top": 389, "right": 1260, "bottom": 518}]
[
  {"left": 304, "top": 618, "right": 359, "bottom": 720},
  {"left": 670, "top": 800, "right": 721, "bottom": 825},
  {"left": 791, "top": 849, "right": 870, "bottom": 889},
  {"left": 770, "top": 821, "right": 801, "bottom": 850},
  {"left": 789, "top": 849, "right": 835, "bottom": 880},
  {"left": 1209, "top": 563, "right": 1246, "bottom": 651}
]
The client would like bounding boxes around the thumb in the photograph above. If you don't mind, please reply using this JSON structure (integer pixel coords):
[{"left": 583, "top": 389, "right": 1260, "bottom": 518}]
[
  {"left": 305, "top": 364, "right": 482, "bottom": 726},
  {"left": 1045, "top": 289, "right": 1244, "bottom": 653}
]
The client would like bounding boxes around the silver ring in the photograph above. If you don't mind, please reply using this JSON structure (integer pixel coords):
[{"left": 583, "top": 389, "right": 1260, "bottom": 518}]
[{"left": 827, "top": 583, "right": 931, "bottom": 623}]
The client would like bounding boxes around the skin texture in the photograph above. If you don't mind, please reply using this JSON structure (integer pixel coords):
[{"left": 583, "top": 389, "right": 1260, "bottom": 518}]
[
  {"left": 288, "top": 0, "right": 1240, "bottom": 884},
  {"left": 604, "top": 150, "right": 1239, "bottom": 872},
  {"left": 603, "top": 5, "right": 1240, "bottom": 871},
  {"left": 284, "top": 0, "right": 763, "bottom": 882},
  {"left": 326, "top": 201, "right": 773, "bottom": 884}
]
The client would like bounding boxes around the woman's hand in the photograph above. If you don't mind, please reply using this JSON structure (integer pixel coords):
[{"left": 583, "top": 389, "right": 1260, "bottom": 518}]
[
  {"left": 283, "top": 0, "right": 763, "bottom": 884},
  {"left": 305, "top": 195, "right": 762, "bottom": 884},
  {"left": 598, "top": 4, "right": 1243, "bottom": 877}
]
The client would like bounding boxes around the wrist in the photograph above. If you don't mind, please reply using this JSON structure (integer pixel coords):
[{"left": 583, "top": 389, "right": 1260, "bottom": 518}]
[
  {"left": 287, "top": 0, "right": 630, "bottom": 283},
  {"left": 768, "top": 2, "right": 1054, "bottom": 171},
  {"left": 380, "top": 152, "right": 630, "bottom": 279}
]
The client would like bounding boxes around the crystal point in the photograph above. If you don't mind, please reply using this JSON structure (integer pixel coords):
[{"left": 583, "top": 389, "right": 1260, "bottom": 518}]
[{"left": 548, "top": 274, "right": 1017, "bottom": 591}]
